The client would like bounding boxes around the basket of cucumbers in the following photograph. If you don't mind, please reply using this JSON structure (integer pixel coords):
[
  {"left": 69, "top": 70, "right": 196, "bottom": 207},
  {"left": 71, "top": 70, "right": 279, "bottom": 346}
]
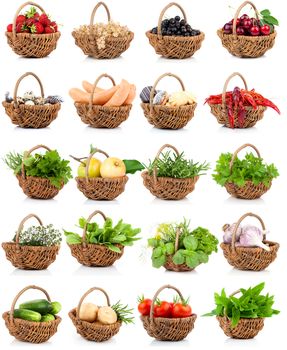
[{"left": 2, "top": 285, "right": 61, "bottom": 343}]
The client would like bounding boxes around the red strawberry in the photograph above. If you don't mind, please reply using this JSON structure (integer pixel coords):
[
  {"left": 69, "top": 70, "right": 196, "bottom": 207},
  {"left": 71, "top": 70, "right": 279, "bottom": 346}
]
[
  {"left": 16, "top": 23, "right": 25, "bottom": 33},
  {"left": 26, "top": 18, "right": 35, "bottom": 27},
  {"left": 44, "top": 26, "right": 54, "bottom": 34},
  {"left": 39, "top": 13, "right": 51, "bottom": 26},
  {"left": 50, "top": 21, "right": 58, "bottom": 32},
  {"left": 7, "top": 24, "right": 13, "bottom": 32},
  {"left": 31, "top": 22, "right": 44, "bottom": 34},
  {"left": 16, "top": 15, "right": 26, "bottom": 24},
  {"left": 33, "top": 12, "right": 40, "bottom": 20}
]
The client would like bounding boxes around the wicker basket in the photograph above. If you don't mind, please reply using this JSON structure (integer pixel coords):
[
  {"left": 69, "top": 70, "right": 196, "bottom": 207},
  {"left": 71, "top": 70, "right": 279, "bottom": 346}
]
[
  {"left": 2, "top": 285, "right": 61, "bottom": 343},
  {"left": 2, "top": 213, "right": 60, "bottom": 270},
  {"left": 72, "top": 1, "right": 134, "bottom": 59},
  {"left": 73, "top": 148, "right": 128, "bottom": 200},
  {"left": 217, "top": 1, "right": 276, "bottom": 58},
  {"left": 2, "top": 72, "right": 61, "bottom": 128},
  {"left": 141, "top": 73, "right": 197, "bottom": 129},
  {"left": 208, "top": 72, "right": 266, "bottom": 128},
  {"left": 69, "top": 287, "right": 122, "bottom": 342},
  {"left": 224, "top": 144, "right": 272, "bottom": 199},
  {"left": 74, "top": 74, "right": 132, "bottom": 128},
  {"left": 142, "top": 144, "right": 199, "bottom": 200},
  {"left": 67, "top": 210, "right": 124, "bottom": 267},
  {"left": 146, "top": 2, "right": 204, "bottom": 59},
  {"left": 6, "top": 2, "right": 60, "bottom": 58},
  {"left": 221, "top": 212, "right": 279, "bottom": 271},
  {"left": 141, "top": 285, "right": 197, "bottom": 341},
  {"left": 16, "top": 144, "right": 64, "bottom": 199}
]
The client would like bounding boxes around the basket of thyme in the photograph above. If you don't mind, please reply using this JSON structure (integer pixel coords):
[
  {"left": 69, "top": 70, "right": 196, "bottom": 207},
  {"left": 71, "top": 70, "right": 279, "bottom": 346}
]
[
  {"left": 142, "top": 144, "right": 209, "bottom": 200},
  {"left": 2, "top": 213, "right": 61, "bottom": 270}
]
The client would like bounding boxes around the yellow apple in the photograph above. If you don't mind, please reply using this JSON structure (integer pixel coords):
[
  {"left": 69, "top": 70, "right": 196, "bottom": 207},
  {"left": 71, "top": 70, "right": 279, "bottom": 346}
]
[
  {"left": 100, "top": 157, "right": 126, "bottom": 178},
  {"left": 77, "top": 158, "right": 101, "bottom": 178}
]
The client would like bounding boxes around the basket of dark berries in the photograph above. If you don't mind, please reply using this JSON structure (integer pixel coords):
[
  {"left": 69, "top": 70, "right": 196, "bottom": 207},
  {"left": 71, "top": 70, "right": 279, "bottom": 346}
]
[
  {"left": 6, "top": 2, "right": 60, "bottom": 58},
  {"left": 205, "top": 72, "right": 280, "bottom": 128},
  {"left": 3, "top": 72, "right": 63, "bottom": 129},
  {"left": 146, "top": 2, "right": 204, "bottom": 59},
  {"left": 218, "top": 1, "right": 278, "bottom": 58}
]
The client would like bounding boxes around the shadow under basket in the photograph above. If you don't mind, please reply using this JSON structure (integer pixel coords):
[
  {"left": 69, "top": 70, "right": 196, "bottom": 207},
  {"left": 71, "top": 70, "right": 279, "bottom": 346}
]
[
  {"left": 216, "top": 316, "right": 264, "bottom": 339},
  {"left": 225, "top": 180, "right": 271, "bottom": 200}
]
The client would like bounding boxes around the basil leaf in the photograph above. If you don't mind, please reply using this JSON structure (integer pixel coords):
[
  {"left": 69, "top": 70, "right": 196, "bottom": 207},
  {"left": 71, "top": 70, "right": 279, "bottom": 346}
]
[
  {"left": 165, "top": 242, "right": 175, "bottom": 255},
  {"left": 152, "top": 255, "right": 166, "bottom": 268},
  {"left": 263, "top": 15, "right": 279, "bottom": 26},
  {"left": 260, "top": 9, "right": 271, "bottom": 16},
  {"left": 123, "top": 159, "right": 145, "bottom": 174},
  {"left": 183, "top": 236, "right": 198, "bottom": 250},
  {"left": 172, "top": 250, "right": 185, "bottom": 265}
]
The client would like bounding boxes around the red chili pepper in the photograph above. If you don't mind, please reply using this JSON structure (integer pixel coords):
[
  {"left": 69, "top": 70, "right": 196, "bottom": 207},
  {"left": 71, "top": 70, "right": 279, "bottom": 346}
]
[
  {"left": 241, "top": 90, "right": 258, "bottom": 109},
  {"left": 238, "top": 98, "right": 246, "bottom": 128}
]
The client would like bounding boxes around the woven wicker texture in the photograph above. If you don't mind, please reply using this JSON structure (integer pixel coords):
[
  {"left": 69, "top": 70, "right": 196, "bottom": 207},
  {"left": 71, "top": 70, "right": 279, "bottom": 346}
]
[
  {"left": 6, "top": 2, "right": 60, "bottom": 58},
  {"left": 2, "top": 285, "right": 61, "bottom": 343},
  {"left": 72, "top": 2, "right": 133, "bottom": 59},
  {"left": 2, "top": 72, "right": 61, "bottom": 128},
  {"left": 142, "top": 144, "right": 199, "bottom": 200},
  {"left": 217, "top": 316, "right": 264, "bottom": 339},
  {"left": 146, "top": 2, "right": 204, "bottom": 59},
  {"left": 224, "top": 144, "right": 272, "bottom": 199},
  {"left": 217, "top": 1, "right": 276, "bottom": 58},
  {"left": 67, "top": 210, "right": 124, "bottom": 267},
  {"left": 141, "top": 285, "right": 197, "bottom": 341},
  {"left": 69, "top": 287, "right": 122, "bottom": 342},
  {"left": 74, "top": 74, "right": 131, "bottom": 128},
  {"left": 2, "top": 214, "right": 60, "bottom": 270},
  {"left": 208, "top": 72, "right": 266, "bottom": 128},
  {"left": 140, "top": 73, "right": 196, "bottom": 129},
  {"left": 221, "top": 212, "right": 279, "bottom": 271}
]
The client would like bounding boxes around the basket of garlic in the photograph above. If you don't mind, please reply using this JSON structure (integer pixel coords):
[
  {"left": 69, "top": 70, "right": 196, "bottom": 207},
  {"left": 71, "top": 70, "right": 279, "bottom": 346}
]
[
  {"left": 140, "top": 73, "right": 197, "bottom": 129},
  {"left": 2, "top": 72, "right": 62, "bottom": 128},
  {"left": 72, "top": 1, "right": 134, "bottom": 59},
  {"left": 221, "top": 212, "right": 279, "bottom": 271},
  {"left": 69, "top": 287, "right": 133, "bottom": 342}
]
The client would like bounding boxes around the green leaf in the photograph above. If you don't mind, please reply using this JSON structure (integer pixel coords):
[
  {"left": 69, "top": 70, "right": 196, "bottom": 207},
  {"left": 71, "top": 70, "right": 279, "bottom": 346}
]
[
  {"left": 152, "top": 255, "right": 166, "bottom": 268},
  {"left": 64, "top": 231, "right": 82, "bottom": 244},
  {"left": 148, "top": 238, "right": 158, "bottom": 247},
  {"left": 185, "top": 254, "right": 199, "bottom": 268},
  {"left": 165, "top": 242, "right": 175, "bottom": 255},
  {"left": 123, "top": 159, "right": 145, "bottom": 174},
  {"left": 107, "top": 244, "right": 121, "bottom": 253},
  {"left": 183, "top": 236, "right": 198, "bottom": 250},
  {"left": 231, "top": 307, "right": 240, "bottom": 328},
  {"left": 111, "top": 235, "right": 127, "bottom": 243},
  {"left": 263, "top": 15, "right": 279, "bottom": 26},
  {"left": 260, "top": 9, "right": 271, "bottom": 16},
  {"left": 172, "top": 250, "right": 185, "bottom": 265},
  {"left": 152, "top": 247, "right": 163, "bottom": 259}
]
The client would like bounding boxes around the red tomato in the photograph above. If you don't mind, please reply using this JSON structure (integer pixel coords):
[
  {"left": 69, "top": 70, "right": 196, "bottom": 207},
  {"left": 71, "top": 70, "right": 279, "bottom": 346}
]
[
  {"left": 171, "top": 303, "right": 192, "bottom": 318},
  {"left": 154, "top": 301, "right": 172, "bottom": 318},
  {"left": 138, "top": 298, "right": 152, "bottom": 316}
]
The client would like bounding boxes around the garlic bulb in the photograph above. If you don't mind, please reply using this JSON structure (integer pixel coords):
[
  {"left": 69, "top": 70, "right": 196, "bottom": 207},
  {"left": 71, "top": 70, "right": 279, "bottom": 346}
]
[
  {"left": 238, "top": 225, "right": 270, "bottom": 251},
  {"left": 223, "top": 223, "right": 242, "bottom": 243}
]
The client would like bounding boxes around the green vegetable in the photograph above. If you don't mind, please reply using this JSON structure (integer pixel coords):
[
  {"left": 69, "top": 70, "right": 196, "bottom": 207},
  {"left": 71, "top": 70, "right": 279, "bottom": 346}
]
[
  {"left": 41, "top": 314, "right": 55, "bottom": 322},
  {"left": 146, "top": 151, "right": 209, "bottom": 179},
  {"left": 203, "top": 282, "right": 279, "bottom": 327},
  {"left": 123, "top": 159, "right": 145, "bottom": 174},
  {"left": 111, "top": 301, "right": 134, "bottom": 324},
  {"left": 4, "top": 150, "right": 72, "bottom": 189},
  {"left": 50, "top": 301, "right": 62, "bottom": 315},
  {"left": 212, "top": 152, "right": 279, "bottom": 188},
  {"left": 19, "top": 299, "right": 52, "bottom": 315},
  {"left": 13, "top": 309, "right": 41, "bottom": 322},
  {"left": 64, "top": 217, "right": 141, "bottom": 252},
  {"left": 13, "top": 224, "right": 61, "bottom": 247},
  {"left": 148, "top": 219, "right": 218, "bottom": 269}
]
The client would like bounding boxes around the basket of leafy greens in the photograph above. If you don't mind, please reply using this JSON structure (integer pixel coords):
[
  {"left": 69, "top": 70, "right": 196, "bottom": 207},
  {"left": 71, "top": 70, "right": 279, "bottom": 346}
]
[
  {"left": 142, "top": 144, "right": 209, "bottom": 200},
  {"left": 64, "top": 210, "right": 141, "bottom": 267},
  {"left": 213, "top": 143, "right": 279, "bottom": 199}
]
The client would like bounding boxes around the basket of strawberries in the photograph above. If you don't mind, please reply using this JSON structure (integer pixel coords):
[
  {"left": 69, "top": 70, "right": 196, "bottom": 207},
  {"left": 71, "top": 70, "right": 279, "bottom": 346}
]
[{"left": 6, "top": 2, "right": 60, "bottom": 58}]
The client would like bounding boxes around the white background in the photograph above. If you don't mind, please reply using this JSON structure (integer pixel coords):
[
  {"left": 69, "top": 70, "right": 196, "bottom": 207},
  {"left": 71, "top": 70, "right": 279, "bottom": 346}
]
[{"left": 0, "top": 0, "right": 286, "bottom": 348}]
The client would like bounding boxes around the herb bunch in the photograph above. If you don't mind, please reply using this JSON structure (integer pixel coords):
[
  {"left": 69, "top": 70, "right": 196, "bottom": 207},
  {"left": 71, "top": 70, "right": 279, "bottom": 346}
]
[
  {"left": 15, "top": 224, "right": 62, "bottom": 246},
  {"left": 111, "top": 301, "right": 134, "bottom": 324}
]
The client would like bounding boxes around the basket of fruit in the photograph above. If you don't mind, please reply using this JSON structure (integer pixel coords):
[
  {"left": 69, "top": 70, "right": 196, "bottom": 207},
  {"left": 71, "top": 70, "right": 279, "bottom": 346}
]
[
  {"left": 69, "top": 74, "right": 135, "bottom": 128},
  {"left": 204, "top": 282, "right": 279, "bottom": 339},
  {"left": 148, "top": 219, "right": 218, "bottom": 272},
  {"left": 2, "top": 72, "right": 63, "bottom": 128},
  {"left": 140, "top": 73, "right": 197, "bottom": 129},
  {"left": 64, "top": 209, "right": 140, "bottom": 267},
  {"left": 2, "top": 213, "right": 61, "bottom": 270},
  {"left": 139, "top": 285, "right": 196, "bottom": 341},
  {"left": 72, "top": 1, "right": 134, "bottom": 59},
  {"left": 205, "top": 72, "right": 280, "bottom": 129},
  {"left": 146, "top": 2, "right": 204, "bottom": 59},
  {"left": 4, "top": 144, "right": 72, "bottom": 200},
  {"left": 221, "top": 212, "right": 279, "bottom": 271},
  {"left": 69, "top": 287, "right": 133, "bottom": 342},
  {"left": 142, "top": 144, "right": 209, "bottom": 200},
  {"left": 2, "top": 285, "right": 62, "bottom": 343},
  {"left": 213, "top": 143, "right": 279, "bottom": 199},
  {"left": 218, "top": 1, "right": 278, "bottom": 58},
  {"left": 6, "top": 2, "right": 60, "bottom": 58}
]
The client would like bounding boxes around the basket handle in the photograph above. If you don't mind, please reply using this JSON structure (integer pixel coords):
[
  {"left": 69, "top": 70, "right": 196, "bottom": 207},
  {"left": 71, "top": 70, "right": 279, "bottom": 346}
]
[
  {"left": 82, "top": 210, "right": 107, "bottom": 247},
  {"left": 76, "top": 287, "right": 110, "bottom": 322},
  {"left": 152, "top": 144, "right": 180, "bottom": 183},
  {"left": 15, "top": 213, "right": 43, "bottom": 250},
  {"left": 232, "top": 1, "right": 260, "bottom": 36},
  {"left": 90, "top": 1, "right": 111, "bottom": 26},
  {"left": 174, "top": 228, "right": 181, "bottom": 252},
  {"left": 231, "top": 212, "right": 266, "bottom": 254},
  {"left": 221, "top": 72, "right": 248, "bottom": 110},
  {"left": 84, "top": 148, "right": 109, "bottom": 180},
  {"left": 88, "top": 74, "right": 116, "bottom": 112},
  {"left": 21, "top": 144, "right": 51, "bottom": 180},
  {"left": 157, "top": 2, "right": 187, "bottom": 39},
  {"left": 12, "top": 2, "right": 45, "bottom": 38},
  {"left": 229, "top": 143, "right": 261, "bottom": 172},
  {"left": 149, "top": 73, "right": 185, "bottom": 113},
  {"left": 9, "top": 285, "right": 51, "bottom": 322}
]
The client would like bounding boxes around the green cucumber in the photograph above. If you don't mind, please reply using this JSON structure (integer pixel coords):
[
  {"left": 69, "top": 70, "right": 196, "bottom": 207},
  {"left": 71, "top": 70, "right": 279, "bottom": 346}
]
[
  {"left": 14, "top": 309, "right": 41, "bottom": 322},
  {"left": 50, "top": 301, "right": 62, "bottom": 315},
  {"left": 41, "top": 314, "right": 55, "bottom": 322},
  {"left": 19, "top": 299, "right": 52, "bottom": 315}
]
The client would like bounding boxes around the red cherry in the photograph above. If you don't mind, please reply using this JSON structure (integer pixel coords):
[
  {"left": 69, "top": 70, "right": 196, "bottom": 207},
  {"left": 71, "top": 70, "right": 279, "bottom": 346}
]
[
  {"left": 242, "top": 19, "right": 252, "bottom": 29},
  {"left": 251, "top": 17, "right": 260, "bottom": 26},
  {"left": 236, "top": 27, "right": 245, "bottom": 35},
  {"left": 260, "top": 24, "right": 271, "bottom": 35},
  {"left": 229, "top": 18, "right": 240, "bottom": 27},
  {"left": 240, "top": 14, "right": 249, "bottom": 21},
  {"left": 223, "top": 23, "right": 232, "bottom": 34},
  {"left": 250, "top": 25, "right": 260, "bottom": 36}
]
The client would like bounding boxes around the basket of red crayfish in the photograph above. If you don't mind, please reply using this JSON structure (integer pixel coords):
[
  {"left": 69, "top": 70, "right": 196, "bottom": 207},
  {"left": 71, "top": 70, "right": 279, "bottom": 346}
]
[{"left": 205, "top": 72, "right": 280, "bottom": 129}]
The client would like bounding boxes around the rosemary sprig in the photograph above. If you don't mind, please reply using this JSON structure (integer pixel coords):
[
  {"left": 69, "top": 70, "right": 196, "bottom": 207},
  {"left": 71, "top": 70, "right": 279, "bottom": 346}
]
[{"left": 112, "top": 301, "right": 134, "bottom": 324}]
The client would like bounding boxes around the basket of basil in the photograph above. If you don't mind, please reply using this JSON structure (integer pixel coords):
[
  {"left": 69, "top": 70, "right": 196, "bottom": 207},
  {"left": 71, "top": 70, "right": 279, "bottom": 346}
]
[{"left": 213, "top": 143, "right": 279, "bottom": 199}]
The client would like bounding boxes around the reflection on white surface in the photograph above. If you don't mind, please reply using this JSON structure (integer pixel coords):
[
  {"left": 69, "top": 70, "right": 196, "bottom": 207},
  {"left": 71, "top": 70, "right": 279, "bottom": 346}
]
[
  {"left": 73, "top": 265, "right": 121, "bottom": 276},
  {"left": 224, "top": 197, "right": 265, "bottom": 205},
  {"left": 149, "top": 339, "right": 190, "bottom": 347},
  {"left": 10, "top": 269, "right": 52, "bottom": 276}
]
